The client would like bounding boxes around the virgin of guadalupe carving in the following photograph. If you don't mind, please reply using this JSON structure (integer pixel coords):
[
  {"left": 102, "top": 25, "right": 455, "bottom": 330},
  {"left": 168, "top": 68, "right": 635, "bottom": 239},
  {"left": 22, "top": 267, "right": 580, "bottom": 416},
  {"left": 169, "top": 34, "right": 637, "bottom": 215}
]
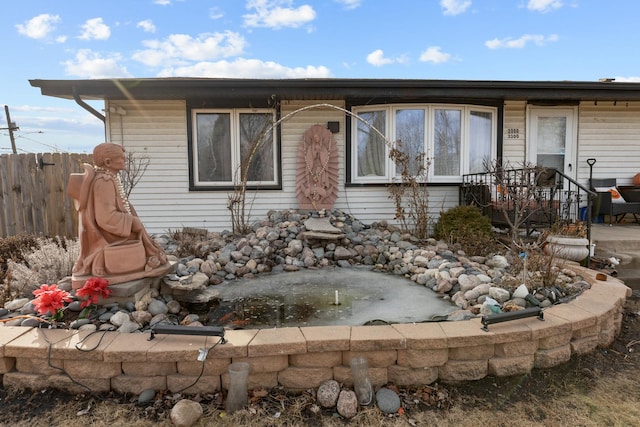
[{"left": 295, "top": 124, "right": 339, "bottom": 210}]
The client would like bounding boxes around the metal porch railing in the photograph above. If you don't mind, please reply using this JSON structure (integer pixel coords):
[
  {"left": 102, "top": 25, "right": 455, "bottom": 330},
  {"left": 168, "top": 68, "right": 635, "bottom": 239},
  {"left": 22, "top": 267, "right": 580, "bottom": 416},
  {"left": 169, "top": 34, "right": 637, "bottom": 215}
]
[{"left": 460, "top": 167, "right": 596, "bottom": 243}]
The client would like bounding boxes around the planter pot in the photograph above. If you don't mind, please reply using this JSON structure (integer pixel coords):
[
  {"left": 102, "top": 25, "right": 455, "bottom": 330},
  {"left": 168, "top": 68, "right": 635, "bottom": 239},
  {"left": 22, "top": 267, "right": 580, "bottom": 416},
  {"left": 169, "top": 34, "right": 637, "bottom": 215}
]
[{"left": 545, "top": 235, "right": 590, "bottom": 262}]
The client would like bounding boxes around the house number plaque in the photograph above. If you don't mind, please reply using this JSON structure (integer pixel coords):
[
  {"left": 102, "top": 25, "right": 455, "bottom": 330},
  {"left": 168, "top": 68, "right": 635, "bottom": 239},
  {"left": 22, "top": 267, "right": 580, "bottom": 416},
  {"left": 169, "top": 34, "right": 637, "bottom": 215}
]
[{"left": 506, "top": 128, "right": 520, "bottom": 139}]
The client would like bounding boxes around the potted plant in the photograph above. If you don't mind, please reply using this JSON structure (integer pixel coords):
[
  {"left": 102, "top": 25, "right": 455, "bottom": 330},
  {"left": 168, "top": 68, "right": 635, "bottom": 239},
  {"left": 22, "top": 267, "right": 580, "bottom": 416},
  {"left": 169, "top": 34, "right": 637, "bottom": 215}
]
[{"left": 544, "top": 220, "right": 590, "bottom": 262}]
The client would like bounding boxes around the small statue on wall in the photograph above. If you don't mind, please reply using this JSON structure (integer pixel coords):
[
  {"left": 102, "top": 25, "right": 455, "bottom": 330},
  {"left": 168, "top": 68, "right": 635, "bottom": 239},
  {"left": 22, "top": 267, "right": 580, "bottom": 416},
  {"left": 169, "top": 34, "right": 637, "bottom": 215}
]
[
  {"left": 67, "top": 142, "right": 171, "bottom": 288},
  {"left": 295, "top": 124, "right": 339, "bottom": 210}
]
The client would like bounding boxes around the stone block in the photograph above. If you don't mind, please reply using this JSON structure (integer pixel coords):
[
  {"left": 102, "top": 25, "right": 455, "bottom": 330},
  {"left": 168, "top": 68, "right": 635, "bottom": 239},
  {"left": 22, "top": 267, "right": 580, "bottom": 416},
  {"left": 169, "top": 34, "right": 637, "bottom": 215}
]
[
  {"left": 177, "top": 359, "right": 230, "bottom": 376},
  {"left": 391, "top": 323, "right": 448, "bottom": 349},
  {"left": 534, "top": 344, "right": 571, "bottom": 369},
  {"left": 278, "top": 367, "right": 333, "bottom": 389},
  {"left": 232, "top": 355, "right": 288, "bottom": 373},
  {"left": 572, "top": 324, "right": 599, "bottom": 340},
  {"left": 221, "top": 371, "right": 278, "bottom": 390},
  {"left": 438, "top": 360, "right": 488, "bottom": 382},
  {"left": 387, "top": 365, "right": 438, "bottom": 386},
  {"left": 300, "top": 326, "right": 351, "bottom": 352},
  {"left": 16, "top": 357, "right": 63, "bottom": 375},
  {"left": 538, "top": 331, "right": 572, "bottom": 350},
  {"left": 0, "top": 357, "right": 15, "bottom": 374},
  {"left": 349, "top": 325, "right": 406, "bottom": 351},
  {"left": 111, "top": 374, "right": 167, "bottom": 394},
  {"left": 289, "top": 351, "right": 342, "bottom": 368},
  {"left": 570, "top": 336, "right": 599, "bottom": 356},
  {"left": 3, "top": 328, "right": 78, "bottom": 359},
  {"left": 167, "top": 374, "right": 221, "bottom": 394},
  {"left": 546, "top": 303, "right": 596, "bottom": 331},
  {"left": 102, "top": 333, "right": 161, "bottom": 362},
  {"left": 494, "top": 340, "right": 538, "bottom": 358},
  {"left": 146, "top": 334, "right": 212, "bottom": 362},
  {"left": 122, "top": 361, "right": 176, "bottom": 376},
  {"left": 342, "top": 350, "right": 397, "bottom": 367},
  {"left": 332, "top": 365, "right": 387, "bottom": 387},
  {"left": 51, "top": 330, "right": 119, "bottom": 360},
  {"left": 248, "top": 328, "right": 306, "bottom": 357},
  {"left": 0, "top": 326, "right": 32, "bottom": 357},
  {"left": 528, "top": 312, "right": 571, "bottom": 340},
  {"left": 598, "top": 326, "right": 617, "bottom": 348},
  {"left": 488, "top": 355, "right": 534, "bottom": 377},
  {"left": 448, "top": 344, "right": 494, "bottom": 361},
  {"left": 439, "top": 319, "right": 494, "bottom": 348},
  {"left": 63, "top": 359, "right": 122, "bottom": 379},
  {"left": 396, "top": 348, "right": 448, "bottom": 368}
]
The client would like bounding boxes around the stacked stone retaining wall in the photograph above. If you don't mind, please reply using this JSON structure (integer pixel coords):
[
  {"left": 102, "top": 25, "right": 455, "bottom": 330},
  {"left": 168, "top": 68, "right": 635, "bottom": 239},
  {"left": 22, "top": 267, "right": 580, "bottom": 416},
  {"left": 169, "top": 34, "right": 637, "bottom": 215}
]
[{"left": 0, "top": 266, "right": 630, "bottom": 395}]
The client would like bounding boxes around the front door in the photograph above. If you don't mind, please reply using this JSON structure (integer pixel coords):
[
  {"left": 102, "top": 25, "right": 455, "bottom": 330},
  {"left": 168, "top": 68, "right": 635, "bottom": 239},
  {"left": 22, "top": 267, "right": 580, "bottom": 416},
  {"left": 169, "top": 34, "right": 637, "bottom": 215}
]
[{"left": 527, "top": 107, "right": 578, "bottom": 178}]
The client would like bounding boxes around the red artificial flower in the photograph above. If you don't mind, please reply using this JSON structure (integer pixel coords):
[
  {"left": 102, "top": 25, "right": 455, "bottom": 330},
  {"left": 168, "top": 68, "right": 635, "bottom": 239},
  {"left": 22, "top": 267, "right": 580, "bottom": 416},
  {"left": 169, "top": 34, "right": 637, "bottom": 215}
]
[
  {"left": 32, "top": 284, "right": 72, "bottom": 317},
  {"left": 75, "top": 277, "right": 111, "bottom": 308}
]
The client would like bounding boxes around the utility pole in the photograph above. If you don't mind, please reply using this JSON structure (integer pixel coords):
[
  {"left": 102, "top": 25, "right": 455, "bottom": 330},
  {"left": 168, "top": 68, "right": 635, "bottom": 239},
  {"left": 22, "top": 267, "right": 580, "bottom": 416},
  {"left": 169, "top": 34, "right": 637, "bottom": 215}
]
[{"left": 2, "top": 105, "right": 19, "bottom": 154}]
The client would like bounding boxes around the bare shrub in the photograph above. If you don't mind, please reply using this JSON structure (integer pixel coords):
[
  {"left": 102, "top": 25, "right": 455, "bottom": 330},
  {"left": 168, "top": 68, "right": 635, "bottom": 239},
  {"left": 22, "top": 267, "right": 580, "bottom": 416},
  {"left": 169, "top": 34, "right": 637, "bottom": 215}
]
[
  {"left": 388, "top": 141, "right": 431, "bottom": 240},
  {"left": 169, "top": 228, "right": 223, "bottom": 259},
  {"left": 5, "top": 237, "right": 79, "bottom": 300},
  {"left": 0, "top": 234, "right": 41, "bottom": 305}
]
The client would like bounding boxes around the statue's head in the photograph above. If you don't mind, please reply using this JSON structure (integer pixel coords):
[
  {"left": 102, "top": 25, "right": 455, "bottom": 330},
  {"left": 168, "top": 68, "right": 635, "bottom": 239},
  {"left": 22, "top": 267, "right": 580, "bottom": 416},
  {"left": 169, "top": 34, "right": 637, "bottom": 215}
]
[{"left": 93, "top": 143, "right": 125, "bottom": 167}]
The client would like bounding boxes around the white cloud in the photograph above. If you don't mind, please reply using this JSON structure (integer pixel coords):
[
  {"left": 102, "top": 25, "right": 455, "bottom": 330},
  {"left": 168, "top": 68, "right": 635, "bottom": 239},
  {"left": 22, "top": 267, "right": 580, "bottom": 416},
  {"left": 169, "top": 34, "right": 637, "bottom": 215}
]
[
  {"left": 485, "top": 34, "right": 558, "bottom": 49},
  {"left": 335, "top": 0, "right": 361, "bottom": 10},
  {"left": 209, "top": 7, "right": 224, "bottom": 19},
  {"left": 527, "top": 0, "right": 563, "bottom": 13},
  {"left": 63, "top": 49, "right": 131, "bottom": 78},
  {"left": 366, "top": 49, "right": 393, "bottom": 66},
  {"left": 16, "top": 14, "right": 62, "bottom": 40},
  {"left": 157, "top": 57, "right": 332, "bottom": 78},
  {"left": 79, "top": 18, "right": 111, "bottom": 41},
  {"left": 244, "top": 0, "right": 316, "bottom": 29},
  {"left": 366, "top": 49, "right": 407, "bottom": 67},
  {"left": 440, "top": 0, "right": 472, "bottom": 16},
  {"left": 137, "top": 19, "right": 156, "bottom": 33},
  {"left": 132, "top": 31, "right": 246, "bottom": 67},
  {"left": 419, "top": 46, "right": 452, "bottom": 64},
  {"left": 154, "top": 0, "right": 171, "bottom": 5}
]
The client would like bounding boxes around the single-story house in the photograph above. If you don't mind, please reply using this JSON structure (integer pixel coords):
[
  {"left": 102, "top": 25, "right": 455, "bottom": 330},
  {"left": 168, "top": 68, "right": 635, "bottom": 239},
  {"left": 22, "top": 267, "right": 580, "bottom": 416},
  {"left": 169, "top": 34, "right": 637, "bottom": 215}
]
[{"left": 29, "top": 78, "right": 640, "bottom": 234}]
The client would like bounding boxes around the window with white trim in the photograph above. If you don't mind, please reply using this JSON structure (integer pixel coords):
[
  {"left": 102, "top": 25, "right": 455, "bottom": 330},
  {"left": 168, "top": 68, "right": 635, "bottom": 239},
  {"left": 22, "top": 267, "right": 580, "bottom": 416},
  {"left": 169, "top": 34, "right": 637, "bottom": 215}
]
[
  {"left": 192, "top": 109, "right": 278, "bottom": 188},
  {"left": 351, "top": 104, "right": 496, "bottom": 183}
]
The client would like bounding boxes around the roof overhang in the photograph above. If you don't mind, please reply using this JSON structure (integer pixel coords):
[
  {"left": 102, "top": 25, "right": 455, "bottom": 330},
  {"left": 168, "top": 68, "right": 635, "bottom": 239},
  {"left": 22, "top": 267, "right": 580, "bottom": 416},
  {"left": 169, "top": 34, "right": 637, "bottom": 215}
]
[{"left": 29, "top": 77, "right": 640, "bottom": 103}]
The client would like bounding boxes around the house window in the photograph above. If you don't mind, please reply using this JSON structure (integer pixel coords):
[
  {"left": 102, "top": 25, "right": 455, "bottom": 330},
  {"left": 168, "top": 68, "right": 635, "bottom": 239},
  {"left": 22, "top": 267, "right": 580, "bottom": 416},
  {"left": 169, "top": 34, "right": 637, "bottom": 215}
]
[
  {"left": 351, "top": 104, "right": 496, "bottom": 183},
  {"left": 192, "top": 109, "right": 278, "bottom": 188}
]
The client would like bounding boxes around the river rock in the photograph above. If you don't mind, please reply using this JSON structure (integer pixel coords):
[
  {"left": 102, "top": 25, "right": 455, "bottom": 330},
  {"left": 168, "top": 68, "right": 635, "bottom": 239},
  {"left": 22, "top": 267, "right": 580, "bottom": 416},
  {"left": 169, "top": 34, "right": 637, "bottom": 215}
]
[
  {"left": 375, "top": 388, "right": 401, "bottom": 414},
  {"left": 336, "top": 390, "right": 358, "bottom": 419},
  {"left": 316, "top": 380, "right": 340, "bottom": 408},
  {"left": 170, "top": 399, "right": 203, "bottom": 427}
]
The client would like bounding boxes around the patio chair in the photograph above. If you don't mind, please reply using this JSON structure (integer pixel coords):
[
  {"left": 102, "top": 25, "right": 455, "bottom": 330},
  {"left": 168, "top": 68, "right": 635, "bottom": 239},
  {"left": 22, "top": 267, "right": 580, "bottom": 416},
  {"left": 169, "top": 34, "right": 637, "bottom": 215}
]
[{"left": 590, "top": 178, "right": 640, "bottom": 225}]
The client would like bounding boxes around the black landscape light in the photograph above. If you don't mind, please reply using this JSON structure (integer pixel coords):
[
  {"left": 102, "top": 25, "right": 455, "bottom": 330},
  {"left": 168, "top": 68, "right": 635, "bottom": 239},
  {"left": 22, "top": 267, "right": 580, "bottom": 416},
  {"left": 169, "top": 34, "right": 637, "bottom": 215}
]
[
  {"left": 148, "top": 324, "right": 226, "bottom": 343},
  {"left": 481, "top": 307, "right": 544, "bottom": 332}
]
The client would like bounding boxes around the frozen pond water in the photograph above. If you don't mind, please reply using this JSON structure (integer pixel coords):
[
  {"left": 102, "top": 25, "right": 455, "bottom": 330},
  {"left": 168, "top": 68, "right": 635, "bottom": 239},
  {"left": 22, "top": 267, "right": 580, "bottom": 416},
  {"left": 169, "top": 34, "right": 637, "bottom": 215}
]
[{"left": 208, "top": 267, "right": 457, "bottom": 328}]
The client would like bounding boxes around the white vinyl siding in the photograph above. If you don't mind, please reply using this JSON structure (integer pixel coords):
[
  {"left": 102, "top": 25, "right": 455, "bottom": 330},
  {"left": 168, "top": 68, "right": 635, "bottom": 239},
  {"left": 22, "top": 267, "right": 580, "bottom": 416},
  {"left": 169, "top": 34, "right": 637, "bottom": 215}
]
[
  {"left": 502, "top": 101, "right": 526, "bottom": 165},
  {"left": 106, "top": 99, "right": 459, "bottom": 234},
  {"left": 577, "top": 101, "right": 640, "bottom": 185}
]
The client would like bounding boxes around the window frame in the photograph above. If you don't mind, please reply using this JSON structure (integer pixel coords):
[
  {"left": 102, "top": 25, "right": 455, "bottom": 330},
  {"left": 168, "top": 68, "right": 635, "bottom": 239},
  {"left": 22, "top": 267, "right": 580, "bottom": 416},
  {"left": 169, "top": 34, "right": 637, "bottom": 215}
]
[
  {"left": 350, "top": 103, "right": 497, "bottom": 184},
  {"left": 189, "top": 107, "right": 280, "bottom": 191}
]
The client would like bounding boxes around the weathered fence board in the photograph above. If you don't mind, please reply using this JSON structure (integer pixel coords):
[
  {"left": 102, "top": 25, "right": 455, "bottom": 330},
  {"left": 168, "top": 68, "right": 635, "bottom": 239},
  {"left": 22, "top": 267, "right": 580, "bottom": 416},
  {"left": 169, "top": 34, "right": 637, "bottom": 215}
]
[{"left": 0, "top": 153, "right": 92, "bottom": 238}]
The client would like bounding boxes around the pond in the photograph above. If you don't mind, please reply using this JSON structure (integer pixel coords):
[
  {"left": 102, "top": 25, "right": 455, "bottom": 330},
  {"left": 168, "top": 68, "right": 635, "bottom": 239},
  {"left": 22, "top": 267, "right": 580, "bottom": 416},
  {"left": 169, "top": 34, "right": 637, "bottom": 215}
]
[{"left": 204, "top": 267, "right": 457, "bottom": 328}]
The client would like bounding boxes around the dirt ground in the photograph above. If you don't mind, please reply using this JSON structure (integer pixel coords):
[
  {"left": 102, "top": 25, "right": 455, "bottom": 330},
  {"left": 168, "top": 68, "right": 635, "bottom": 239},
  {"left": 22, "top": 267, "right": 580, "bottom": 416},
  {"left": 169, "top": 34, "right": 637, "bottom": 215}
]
[{"left": 1, "top": 290, "right": 639, "bottom": 427}]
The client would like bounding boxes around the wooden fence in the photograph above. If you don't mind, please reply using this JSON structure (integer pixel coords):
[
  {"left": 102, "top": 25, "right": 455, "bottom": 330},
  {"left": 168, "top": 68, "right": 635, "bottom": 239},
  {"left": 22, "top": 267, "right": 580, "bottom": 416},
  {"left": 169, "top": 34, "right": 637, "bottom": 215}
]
[{"left": 0, "top": 153, "right": 93, "bottom": 238}]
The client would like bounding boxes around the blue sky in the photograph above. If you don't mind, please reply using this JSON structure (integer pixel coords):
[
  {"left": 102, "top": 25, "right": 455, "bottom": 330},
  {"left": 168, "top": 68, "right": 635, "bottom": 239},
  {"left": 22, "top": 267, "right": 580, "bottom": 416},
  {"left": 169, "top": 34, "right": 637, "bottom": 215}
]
[{"left": 1, "top": 0, "right": 639, "bottom": 154}]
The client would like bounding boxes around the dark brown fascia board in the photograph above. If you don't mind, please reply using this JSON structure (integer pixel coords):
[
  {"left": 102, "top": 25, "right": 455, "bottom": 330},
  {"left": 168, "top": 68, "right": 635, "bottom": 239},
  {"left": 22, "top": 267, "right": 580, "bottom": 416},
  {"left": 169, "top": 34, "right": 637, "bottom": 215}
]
[{"left": 29, "top": 78, "right": 640, "bottom": 102}]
